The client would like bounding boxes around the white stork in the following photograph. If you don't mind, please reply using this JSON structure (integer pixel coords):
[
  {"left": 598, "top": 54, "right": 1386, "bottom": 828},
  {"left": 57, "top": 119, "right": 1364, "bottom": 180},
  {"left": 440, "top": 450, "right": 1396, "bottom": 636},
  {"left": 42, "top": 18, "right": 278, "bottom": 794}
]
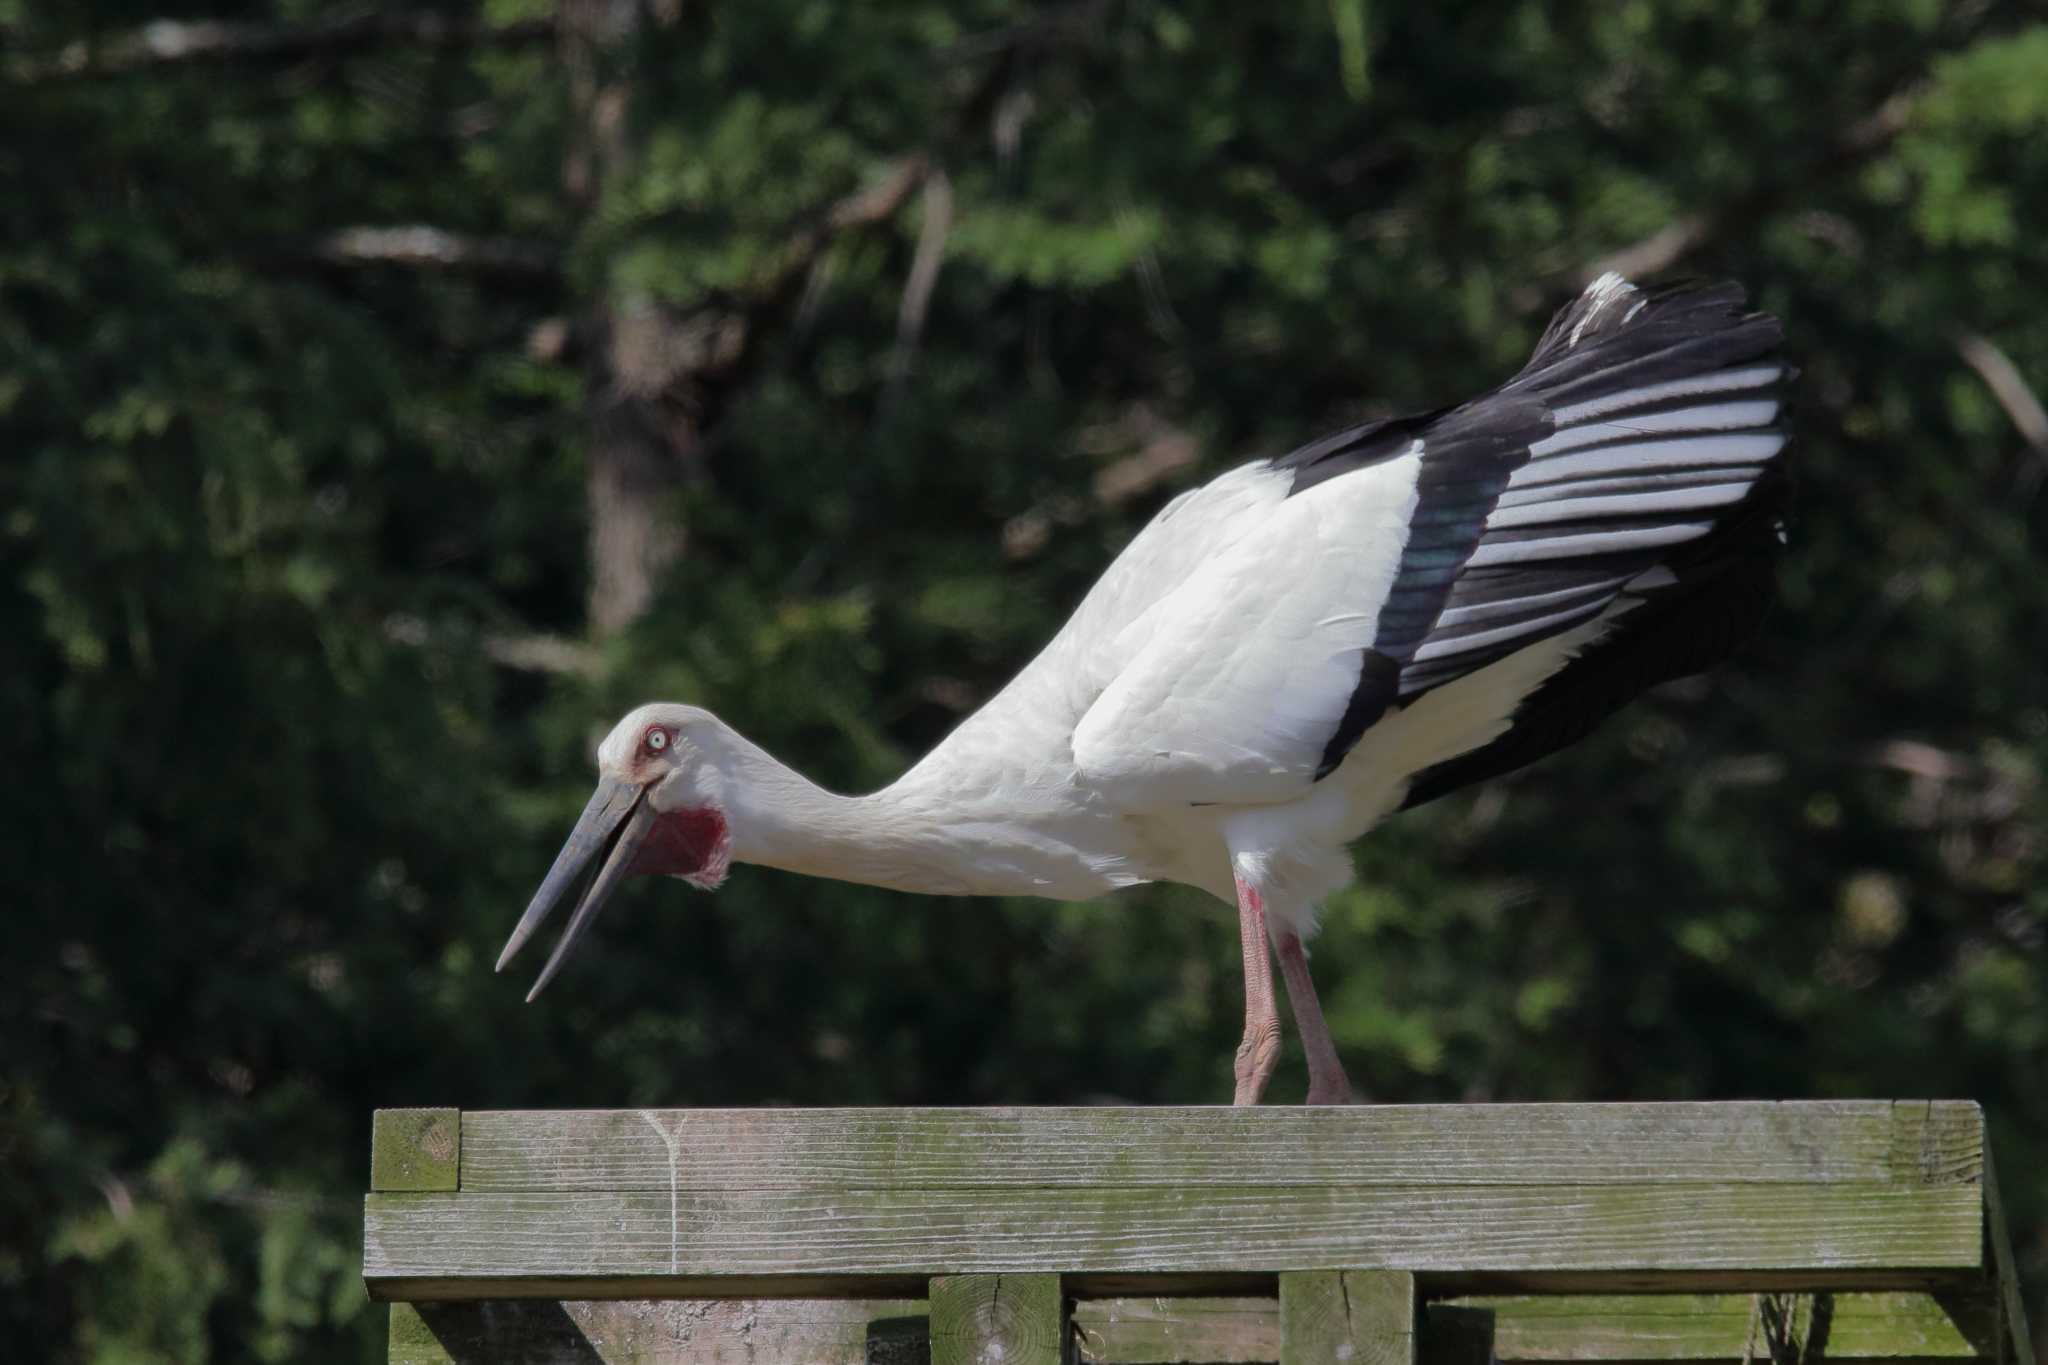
[{"left": 498, "top": 273, "right": 1791, "bottom": 1105}]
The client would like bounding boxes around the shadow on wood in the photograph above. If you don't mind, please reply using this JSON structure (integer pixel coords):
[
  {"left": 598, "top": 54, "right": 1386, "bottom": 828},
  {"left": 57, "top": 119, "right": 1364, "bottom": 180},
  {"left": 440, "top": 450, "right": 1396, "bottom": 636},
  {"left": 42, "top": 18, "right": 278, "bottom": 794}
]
[
  {"left": 390, "top": 1299, "right": 934, "bottom": 1364},
  {"left": 394, "top": 1302, "right": 603, "bottom": 1364}
]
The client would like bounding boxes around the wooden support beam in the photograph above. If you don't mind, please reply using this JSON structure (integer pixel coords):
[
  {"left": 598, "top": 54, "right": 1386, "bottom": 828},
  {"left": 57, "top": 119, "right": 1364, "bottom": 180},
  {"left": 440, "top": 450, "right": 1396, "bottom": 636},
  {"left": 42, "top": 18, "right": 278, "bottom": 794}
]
[
  {"left": 362, "top": 1181, "right": 1983, "bottom": 1298},
  {"left": 930, "top": 1273, "right": 1064, "bottom": 1365},
  {"left": 1282, "top": 1271, "right": 1415, "bottom": 1365},
  {"left": 1982, "top": 1153, "right": 2034, "bottom": 1365}
]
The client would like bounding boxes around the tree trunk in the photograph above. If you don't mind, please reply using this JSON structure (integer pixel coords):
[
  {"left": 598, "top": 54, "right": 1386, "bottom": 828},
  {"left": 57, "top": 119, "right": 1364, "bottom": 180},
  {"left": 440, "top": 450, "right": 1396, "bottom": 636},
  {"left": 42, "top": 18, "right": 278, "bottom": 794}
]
[{"left": 561, "top": 0, "right": 693, "bottom": 637}]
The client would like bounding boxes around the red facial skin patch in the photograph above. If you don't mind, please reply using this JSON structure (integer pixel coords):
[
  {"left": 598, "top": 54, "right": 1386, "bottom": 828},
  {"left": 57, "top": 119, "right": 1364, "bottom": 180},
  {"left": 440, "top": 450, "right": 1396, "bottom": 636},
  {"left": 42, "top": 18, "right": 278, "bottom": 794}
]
[{"left": 629, "top": 807, "right": 733, "bottom": 889}]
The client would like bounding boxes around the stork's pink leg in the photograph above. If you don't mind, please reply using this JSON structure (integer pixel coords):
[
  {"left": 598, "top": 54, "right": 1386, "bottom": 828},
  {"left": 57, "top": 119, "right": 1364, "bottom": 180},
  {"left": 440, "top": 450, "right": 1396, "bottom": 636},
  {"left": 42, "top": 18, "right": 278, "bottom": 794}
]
[
  {"left": 1275, "top": 931, "right": 1356, "bottom": 1104},
  {"left": 1232, "top": 876, "right": 1283, "bottom": 1106}
]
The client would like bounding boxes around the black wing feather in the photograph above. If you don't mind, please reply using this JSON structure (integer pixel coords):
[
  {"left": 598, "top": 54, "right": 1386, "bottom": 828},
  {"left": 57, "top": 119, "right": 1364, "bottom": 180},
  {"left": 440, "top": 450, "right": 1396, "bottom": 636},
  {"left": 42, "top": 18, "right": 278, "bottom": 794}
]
[
  {"left": 1288, "top": 275, "right": 1790, "bottom": 785},
  {"left": 1399, "top": 472, "right": 1786, "bottom": 809}
]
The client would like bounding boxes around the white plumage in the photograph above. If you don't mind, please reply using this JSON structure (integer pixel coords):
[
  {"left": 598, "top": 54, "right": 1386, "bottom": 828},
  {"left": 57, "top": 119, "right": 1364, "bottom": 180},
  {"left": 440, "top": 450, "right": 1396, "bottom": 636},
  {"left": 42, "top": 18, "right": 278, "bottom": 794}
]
[{"left": 498, "top": 273, "right": 1792, "bottom": 1106}]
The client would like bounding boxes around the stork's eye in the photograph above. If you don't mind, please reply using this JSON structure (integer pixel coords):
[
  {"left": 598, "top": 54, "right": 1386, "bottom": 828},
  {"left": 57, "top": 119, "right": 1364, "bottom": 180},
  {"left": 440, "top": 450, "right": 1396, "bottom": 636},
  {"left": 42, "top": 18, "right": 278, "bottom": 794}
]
[{"left": 644, "top": 728, "right": 669, "bottom": 753}]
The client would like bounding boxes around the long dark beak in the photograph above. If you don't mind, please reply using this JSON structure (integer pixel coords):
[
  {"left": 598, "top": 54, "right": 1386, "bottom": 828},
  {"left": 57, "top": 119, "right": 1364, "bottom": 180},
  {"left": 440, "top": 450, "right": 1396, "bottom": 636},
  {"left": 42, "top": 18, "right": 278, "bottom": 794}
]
[{"left": 495, "top": 776, "right": 656, "bottom": 1001}]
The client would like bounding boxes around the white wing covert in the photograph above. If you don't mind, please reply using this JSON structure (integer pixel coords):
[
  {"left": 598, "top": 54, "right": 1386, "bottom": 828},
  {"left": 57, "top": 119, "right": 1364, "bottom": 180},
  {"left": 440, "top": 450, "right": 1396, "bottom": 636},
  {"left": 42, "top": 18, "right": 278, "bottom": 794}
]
[
  {"left": 894, "top": 464, "right": 1288, "bottom": 795},
  {"left": 1067, "top": 443, "right": 1435, "bottom": 807}
]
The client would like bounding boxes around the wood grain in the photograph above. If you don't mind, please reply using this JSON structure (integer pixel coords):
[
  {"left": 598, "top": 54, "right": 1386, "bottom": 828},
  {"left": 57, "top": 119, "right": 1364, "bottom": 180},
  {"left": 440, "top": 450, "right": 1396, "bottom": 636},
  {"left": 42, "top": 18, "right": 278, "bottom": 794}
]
[
  {"left": 930, "top": 1274, "right": 1063, "bottom": 1365},
  {"left": 362, "top": 1181, "right": 1984, "bottom": 1298},
  {"left": 1282, "top": 1270, "right": 1415, "bottom": 1365},
  {"left": 1073, "top": 1296, "right": 1279, "bottom": 1363},
  {"left": 455, "top": 1102, "right": 1982, "bottom": 1192}
]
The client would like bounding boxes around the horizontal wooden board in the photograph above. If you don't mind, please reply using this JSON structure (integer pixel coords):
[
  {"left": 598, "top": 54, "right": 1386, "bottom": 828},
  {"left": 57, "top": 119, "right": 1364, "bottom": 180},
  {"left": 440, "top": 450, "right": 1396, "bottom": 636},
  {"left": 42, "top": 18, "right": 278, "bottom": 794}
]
[
  {"left": 388, "top": 1298, "right": 930, "bottom": 1364},
  {"left": 456, "top": 1102, "right": 1982, "bottom": 1192},
  {"left": 1431, "top": 1291, "right": 1989, "bottom": 1362},
  {"left": 385, "top": 1291, "right": 1999, "bottom": 1365},
  {"left": 363, "top": 1181, "right": 1984, "bottom": 1300},
  {"left": 1075, "top": 1292, "right": 1995, "bottom": 1365},
  {"left": 375, "top": 1271, "right": 1286, "bottom": 1302},
  {"left": 1073, "top": 1297, "right": 1279, "bottom": 1363}
]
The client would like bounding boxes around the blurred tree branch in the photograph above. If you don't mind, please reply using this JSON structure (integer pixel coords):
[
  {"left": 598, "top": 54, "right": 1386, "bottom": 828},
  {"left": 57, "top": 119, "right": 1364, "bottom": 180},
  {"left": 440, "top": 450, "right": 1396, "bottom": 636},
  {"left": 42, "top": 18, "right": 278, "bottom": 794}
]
[
  {"left": 1955, "top": 333, "right": 2048, "bottom": 457},
  {"left": 1577, "top": 86, "right": 1922, "bottom": 286},
  {"left": 4, "top": 10, "right": 553, "bottom": 83},
  {"left": 757, "top": 156, "right": 932, "bottom": 303},
  {"left": 1575, "top": 1, "right": 2017, "bottom": 288},
  {"left": 309, "top": 225, "right": 559, "bottom": 278},
  {"left": 1002, "top": 405, "right": 1200, "bottom": 561},
  {"left": 886, "top": 168, "right": 955, "bottom": 403},
  {"left": 482, "top": 633, "right": 601, "bottom": 677},
  {"left": 280, "top": 157, "right": 929, "bottom": 290}
]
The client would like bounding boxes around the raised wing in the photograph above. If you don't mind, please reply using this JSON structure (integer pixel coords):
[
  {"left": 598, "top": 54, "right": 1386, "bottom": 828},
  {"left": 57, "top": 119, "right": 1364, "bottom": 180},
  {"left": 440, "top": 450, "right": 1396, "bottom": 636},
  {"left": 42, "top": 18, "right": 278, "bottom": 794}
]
[
  {"left": 1068, "top": 274, "right": 1789, "bottom": 807},
  {"left": 1329, "top": 276, "right": 1788, "bottom": 775}
]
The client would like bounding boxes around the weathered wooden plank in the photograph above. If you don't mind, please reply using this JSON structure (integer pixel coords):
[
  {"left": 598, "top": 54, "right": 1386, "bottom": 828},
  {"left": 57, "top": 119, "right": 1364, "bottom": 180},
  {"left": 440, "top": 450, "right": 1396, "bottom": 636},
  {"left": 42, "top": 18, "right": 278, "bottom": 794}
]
[
  {"left": 1070, "top": 1290, "right": 2005, "bottom": 1365},
  {"left": 362, "top": 1180, "right": 1984, "bottom": 1299},
  {"left": 373, "top": 1109, "right": 461, "bottom": 1193},
  {"left": 931, "top": 1273, "right": 1063, "bottom": 1365},
  {"left": 381, "top": 1291, "right": 2010, "bottom": 1365},
  {"left": 456, "top": 1102, "right": 1982, "bottom": 1192},
  {"left": 1283, "top": 1270, "right": 1415, "bottom": 1365},
  {"left": 1073, "top": 1296, "right": 1278, "bottom": 1363},
  {"left": 1428, "top": 1291, "right": 1990, "bottom": 1362},
  {"left": 387, "top": 1298, "right": 929, "bottom": 1364}
]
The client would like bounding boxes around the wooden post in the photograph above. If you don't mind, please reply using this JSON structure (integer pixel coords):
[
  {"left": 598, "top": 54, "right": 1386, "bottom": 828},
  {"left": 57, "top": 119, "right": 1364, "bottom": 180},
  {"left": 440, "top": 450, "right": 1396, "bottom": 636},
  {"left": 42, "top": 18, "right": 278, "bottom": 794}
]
[
  {"left": 1983, "top": 1154, "right": 2035, "bottom": 1365},
  {"left": 930, "top": 1273, "right": 1064, "bottom": 1365},
  {"left": 370, "top": 1108, "right": 459, "bottom": 1192},
  {"left": 1282, "top": 1270, "right": 1415, "bottom": 1365}
]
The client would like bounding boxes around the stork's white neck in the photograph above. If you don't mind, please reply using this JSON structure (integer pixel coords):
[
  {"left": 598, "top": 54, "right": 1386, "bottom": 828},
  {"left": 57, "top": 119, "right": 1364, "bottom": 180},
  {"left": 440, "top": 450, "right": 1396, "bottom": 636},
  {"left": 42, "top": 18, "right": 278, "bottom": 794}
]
[
  {"left": 701, "top": 723, "right": 1129, "bottom": 900},
  {"left": 718, "top": 748, "right": 952, "bottom": 893}
]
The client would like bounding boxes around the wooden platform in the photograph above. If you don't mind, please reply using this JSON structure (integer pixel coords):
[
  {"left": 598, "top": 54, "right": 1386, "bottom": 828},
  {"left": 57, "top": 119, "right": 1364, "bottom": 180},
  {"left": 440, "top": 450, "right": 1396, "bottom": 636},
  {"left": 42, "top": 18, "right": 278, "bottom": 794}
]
[{"left": 363, "top": 1101, "right": 2034, "bottom": 1364}]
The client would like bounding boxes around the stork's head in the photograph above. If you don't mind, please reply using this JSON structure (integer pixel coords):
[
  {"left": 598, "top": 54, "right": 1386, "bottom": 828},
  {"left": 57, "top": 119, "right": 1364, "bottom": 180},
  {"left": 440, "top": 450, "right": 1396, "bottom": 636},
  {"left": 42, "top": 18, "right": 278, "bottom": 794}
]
[{"left": 495, "top": 703, "right": 735, "bottom": 1001}]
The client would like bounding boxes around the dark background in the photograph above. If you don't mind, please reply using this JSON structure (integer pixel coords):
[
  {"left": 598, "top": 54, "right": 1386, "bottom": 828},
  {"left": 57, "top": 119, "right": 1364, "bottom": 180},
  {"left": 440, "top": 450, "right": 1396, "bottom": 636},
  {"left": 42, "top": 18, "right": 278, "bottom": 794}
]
[{"left": 4, "top": 2, "right": 2044, "bottom": 1360}]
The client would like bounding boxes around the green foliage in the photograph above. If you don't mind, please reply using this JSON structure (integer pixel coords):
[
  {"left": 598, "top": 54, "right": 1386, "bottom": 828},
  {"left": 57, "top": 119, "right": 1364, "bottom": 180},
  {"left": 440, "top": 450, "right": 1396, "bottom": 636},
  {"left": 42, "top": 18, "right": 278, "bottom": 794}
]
[{"left": 3, "top": 2, "right": 2044, "bottom": 1361}]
